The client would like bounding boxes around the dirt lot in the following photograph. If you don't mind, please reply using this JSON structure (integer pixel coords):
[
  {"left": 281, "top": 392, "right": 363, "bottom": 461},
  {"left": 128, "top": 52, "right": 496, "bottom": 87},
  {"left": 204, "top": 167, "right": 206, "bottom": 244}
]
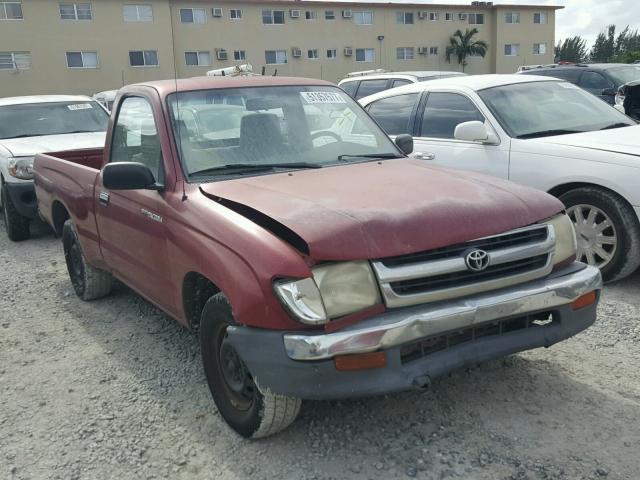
[{"left": 1, "top": 219, "right": 639, "bottom": 480}]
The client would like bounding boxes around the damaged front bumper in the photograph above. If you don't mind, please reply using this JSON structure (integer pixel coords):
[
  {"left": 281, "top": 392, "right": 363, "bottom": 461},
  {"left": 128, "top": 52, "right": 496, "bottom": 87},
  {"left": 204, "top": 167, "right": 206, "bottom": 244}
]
[{"left": 227, "top": 263, "right": 601, "bottom": 400}]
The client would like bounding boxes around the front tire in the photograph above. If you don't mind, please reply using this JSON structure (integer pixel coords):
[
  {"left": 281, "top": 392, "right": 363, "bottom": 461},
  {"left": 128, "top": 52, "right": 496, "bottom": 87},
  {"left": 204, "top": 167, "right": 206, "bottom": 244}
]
[
  {"left": 62, "top": 219, "right": 113, "bottom": 300},
  {"left": 560, "top": 187, "right": 640, "bottom": 282},
  {"left": 200, "top": 293, "right": 301, "bottom": 438},
  {"left": 1, "top": 182, "right": 30, "bottom": 241}
]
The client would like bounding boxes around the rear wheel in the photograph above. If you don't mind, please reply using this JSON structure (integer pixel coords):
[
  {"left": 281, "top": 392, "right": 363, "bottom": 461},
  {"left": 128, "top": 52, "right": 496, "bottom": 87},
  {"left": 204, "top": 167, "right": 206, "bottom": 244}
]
[
  {"left": 1, "top": 182, "right": 30, "bottom": 241},
  {"left": 560, "top": 187, "right": 640, "bottom": 282},
  {"left": 200, "top": 293, "right": 301, "bottom": 438}
]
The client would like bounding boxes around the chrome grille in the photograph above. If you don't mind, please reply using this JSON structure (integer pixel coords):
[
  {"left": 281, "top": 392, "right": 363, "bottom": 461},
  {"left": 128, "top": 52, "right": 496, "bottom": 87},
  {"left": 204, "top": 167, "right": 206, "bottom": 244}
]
[{"left": 372, "top": 224, "right": 556, "bottom": 308}]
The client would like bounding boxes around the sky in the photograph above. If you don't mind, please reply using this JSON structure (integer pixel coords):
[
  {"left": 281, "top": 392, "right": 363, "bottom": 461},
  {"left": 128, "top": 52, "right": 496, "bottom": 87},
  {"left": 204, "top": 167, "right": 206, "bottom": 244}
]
[{"left": 313, "top": 0, "right": 640, "bottom": 48}]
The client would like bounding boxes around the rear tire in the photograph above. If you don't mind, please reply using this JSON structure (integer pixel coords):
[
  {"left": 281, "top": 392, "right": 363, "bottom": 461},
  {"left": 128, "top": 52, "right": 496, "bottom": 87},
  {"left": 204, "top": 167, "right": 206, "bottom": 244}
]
[
  {"left": 62, "top": 219, "right": 113, "bottom": 300},
  {"left": 200, "top": 293, "right": 301, "bottom": 438},
  {"left": 560, "top": 187, "right": 640, "bottom": 282},
  {"left": 1, "top": 182, "right": 30, "bottom": 242}
]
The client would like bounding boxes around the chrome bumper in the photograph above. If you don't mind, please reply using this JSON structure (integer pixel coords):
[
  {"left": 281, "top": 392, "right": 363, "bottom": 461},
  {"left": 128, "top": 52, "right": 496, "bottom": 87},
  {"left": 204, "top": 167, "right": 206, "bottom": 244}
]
[{"left": 284, "top": 264, "right": 602, "bottom": 361}]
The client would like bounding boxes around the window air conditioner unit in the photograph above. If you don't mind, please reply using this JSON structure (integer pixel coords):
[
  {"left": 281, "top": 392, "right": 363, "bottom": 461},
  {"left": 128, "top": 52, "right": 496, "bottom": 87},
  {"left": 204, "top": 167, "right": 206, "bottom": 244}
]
[
  {"left": 417, "top": 11, "right": 426, "bottom": 19},
  {"left": 211, "top": 8, "right": 222, "bottom": 18},
  {"left": 344, "top": 47, "right": 353, "bottom": 56},
  {"left": 292, "top": 47, "right": 302, "bottom": 57},
  {"left": 417, "top": 47, "right": 427, "bottom": 55},
  {"left": 342, "top": 10, "right": 352, "bottom": 18},
  {"left": 216, "top": 49, "right": 228, "bottom": 61},
  {"left": 458, "top": 13, "right": 467, "bottom": 20},
  {"left": 290, "top": 9, "right": 300, "bottom": 18}
]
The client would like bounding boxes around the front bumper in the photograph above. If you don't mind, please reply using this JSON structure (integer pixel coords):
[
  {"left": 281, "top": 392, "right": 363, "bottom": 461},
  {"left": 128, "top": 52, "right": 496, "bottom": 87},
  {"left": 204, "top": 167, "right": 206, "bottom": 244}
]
[
  {"left": 228, "top": 263, "right": 601, "bottom": 400},
  {"left": 3, "top": 181, "right": 37, "bottom": 219}
]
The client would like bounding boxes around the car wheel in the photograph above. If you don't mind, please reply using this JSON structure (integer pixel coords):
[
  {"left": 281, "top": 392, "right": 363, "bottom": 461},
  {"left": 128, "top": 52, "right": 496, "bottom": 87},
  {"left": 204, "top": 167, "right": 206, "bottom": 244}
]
[
  {"left": 1, "top": 181, "right": 30, "bottom": 241},
  {"left": 62, "top": 219, "right": 113, "bottom": 300},
  {"left": 560, "top": 187, "right": 640, "bottom": 282},
  {"left": 200, "top": 293, "right": 301, "bottom": 438}
]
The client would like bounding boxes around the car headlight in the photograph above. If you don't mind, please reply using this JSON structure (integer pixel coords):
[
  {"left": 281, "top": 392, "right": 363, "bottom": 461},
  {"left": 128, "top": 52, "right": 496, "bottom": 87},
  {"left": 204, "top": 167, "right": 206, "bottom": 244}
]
[
  {"left": 546, "top": 213, "right": 577, "bottom": 264},
  {"left": 7, "top": 157, "right": 34, "bottom": 180},
  {"left": 275, "top": 261, "right": 381, "bottom": 325}
]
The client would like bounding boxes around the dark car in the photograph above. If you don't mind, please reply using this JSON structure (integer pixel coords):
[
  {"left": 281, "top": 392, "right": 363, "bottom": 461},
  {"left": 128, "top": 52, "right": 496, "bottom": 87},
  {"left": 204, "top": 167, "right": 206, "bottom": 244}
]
[
  {"left": 518, "top": 63, "right": 640, "bottom": 105},
  {"left": 616, "top": 79, "right": 640, "bottom": 120}
]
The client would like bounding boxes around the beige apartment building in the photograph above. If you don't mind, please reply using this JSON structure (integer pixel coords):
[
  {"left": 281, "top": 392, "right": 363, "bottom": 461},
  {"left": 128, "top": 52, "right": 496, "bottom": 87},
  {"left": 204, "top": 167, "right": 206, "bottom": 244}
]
[{"left": 0, "top": 0, "right": 560, "bottom": 97}]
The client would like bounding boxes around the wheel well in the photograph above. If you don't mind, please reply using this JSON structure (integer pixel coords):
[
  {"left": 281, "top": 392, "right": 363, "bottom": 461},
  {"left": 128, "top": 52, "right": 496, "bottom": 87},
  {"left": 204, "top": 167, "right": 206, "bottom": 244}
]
[
  {"left": 182, "top": 272, "right": 220, "bottom": 331},
  {"left": 51, "top": 201, "right": 70, "bottom": 237},
  {"left": 548, "top": 182, "right": 630, "bottom": 206}
]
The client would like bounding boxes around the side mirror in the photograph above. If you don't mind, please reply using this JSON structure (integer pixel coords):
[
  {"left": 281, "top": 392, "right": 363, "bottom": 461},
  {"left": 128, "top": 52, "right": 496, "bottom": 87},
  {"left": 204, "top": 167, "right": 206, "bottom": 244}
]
[
  {"left": 601, "top": 88, "right": 616, "bottom": 97},
  {"left": 103, "top": 162, "right": 161, "bottom": 190},
  {"left": 394, "top": 134, "right": 414, "bottom": 155},
  {"left": 454, "top": 121, "right": 489, "bottom": 143}
]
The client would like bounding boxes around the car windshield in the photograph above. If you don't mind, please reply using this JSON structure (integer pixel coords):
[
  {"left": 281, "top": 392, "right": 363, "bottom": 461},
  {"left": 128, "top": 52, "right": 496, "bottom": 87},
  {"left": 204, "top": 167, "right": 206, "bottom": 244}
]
[
  {"left": 606, "top": 66, "right": 640, "bottom": 85},
  {"left": 0, "top": 101, "right": 109, "bottom": 140},
  {"left": 478, "top": 81, "right": 636, "bottom": 139},
  {"left": 167, "top": 85, "right": 401, "bottom": 180}
]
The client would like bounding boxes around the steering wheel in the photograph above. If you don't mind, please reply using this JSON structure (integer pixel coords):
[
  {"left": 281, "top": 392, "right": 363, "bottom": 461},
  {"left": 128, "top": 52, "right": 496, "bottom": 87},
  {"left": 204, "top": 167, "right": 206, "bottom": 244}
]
[{"left": 310, "top": 130, "right": 342, "bottom": 145}]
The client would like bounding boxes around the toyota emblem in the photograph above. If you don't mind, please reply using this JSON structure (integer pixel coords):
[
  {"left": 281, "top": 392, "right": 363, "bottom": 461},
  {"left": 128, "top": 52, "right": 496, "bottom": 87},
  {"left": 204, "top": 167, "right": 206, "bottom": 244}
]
[{"left": 465, "top": 249, "right": 490, "bottom": 272}]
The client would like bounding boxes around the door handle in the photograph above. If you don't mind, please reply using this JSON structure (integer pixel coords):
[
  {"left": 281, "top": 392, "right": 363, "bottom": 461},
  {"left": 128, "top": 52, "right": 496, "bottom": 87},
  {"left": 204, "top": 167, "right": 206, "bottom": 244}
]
[
  {"left": 413, "top": 152, "right": 436, "bottom": 160},
  {"left": 98, "top": 191, "right": 110, "bottom": 206}
]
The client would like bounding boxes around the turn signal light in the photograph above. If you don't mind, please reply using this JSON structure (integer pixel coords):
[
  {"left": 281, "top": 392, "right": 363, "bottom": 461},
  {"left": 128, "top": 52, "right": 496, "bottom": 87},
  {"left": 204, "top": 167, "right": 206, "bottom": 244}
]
[
  {"left": 571, "top": 291, "right": 597, "bottom": 311},
  {"left": 334, "top": 351, "right": 387, "bottom": 371}
]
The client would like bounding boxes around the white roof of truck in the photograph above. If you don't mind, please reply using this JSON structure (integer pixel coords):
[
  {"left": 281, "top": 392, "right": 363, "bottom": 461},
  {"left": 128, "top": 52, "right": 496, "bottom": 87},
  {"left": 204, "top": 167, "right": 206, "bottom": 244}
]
[{"left": 0, "top": 95, "right": 94, "bottom": 107}]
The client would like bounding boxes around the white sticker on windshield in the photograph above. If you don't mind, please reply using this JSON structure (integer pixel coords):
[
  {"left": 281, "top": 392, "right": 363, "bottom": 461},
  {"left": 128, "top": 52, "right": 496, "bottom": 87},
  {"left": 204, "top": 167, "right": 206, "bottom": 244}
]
[
  {"left": 301, "top": 92, "right": 347, "bottom": 104},
  {"left": 558, "top": 83, "right": 578, "bottom": 89},
  {"left": 67, "top": 103, "right": 93, "bottom": 111}
]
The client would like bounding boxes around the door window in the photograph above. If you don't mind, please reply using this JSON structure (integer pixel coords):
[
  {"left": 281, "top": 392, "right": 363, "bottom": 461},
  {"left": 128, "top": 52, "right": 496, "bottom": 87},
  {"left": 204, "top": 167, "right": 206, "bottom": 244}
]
[
  {"left": 367, "top": 93, "right": 419, "bottom": 135},
  {"left": 391, "top": 79, "right": 412, "bottom": 88},
  {"left": 355, "top": 79, "right": 389, "bottom": 99},
  {"left": 420, "top": 92, "right": 484, "bottom": 139},
  {"left": 579, "top": 71, "right": 612, "bottom": 94},
  {"left": 340, "top": 81, "right": 359, "bottom": 97},
  {"left": 545, "top": 69, "right": 582, "bottom": 84},
  {"left": 110, "top": 97, "right": 163, "bottom": 182}
]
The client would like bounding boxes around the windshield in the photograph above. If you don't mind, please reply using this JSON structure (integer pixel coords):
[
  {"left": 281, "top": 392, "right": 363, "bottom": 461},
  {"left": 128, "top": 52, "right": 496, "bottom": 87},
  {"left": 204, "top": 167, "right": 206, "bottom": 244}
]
[
  {"left": 0, "top": 101, "right": 109, "bottom": 140},
  {"left": 607, "top": 66, "right": 640, "bottom": 85},
  {"left": 478, "top": 81, "right": 635, "bottom": 139},
  {"left": 167, "top": 85, "right": 401, "bottom": 180}
]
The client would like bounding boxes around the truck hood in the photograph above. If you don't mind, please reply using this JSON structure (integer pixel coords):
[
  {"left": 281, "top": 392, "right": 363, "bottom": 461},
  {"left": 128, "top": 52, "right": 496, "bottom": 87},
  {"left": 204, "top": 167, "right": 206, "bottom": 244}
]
[
  {"left": 0, "top": 132, "right": 106, "bottom": 157},
  {"left": 200, "top": 159, "right": 563, "bottom": 260}
]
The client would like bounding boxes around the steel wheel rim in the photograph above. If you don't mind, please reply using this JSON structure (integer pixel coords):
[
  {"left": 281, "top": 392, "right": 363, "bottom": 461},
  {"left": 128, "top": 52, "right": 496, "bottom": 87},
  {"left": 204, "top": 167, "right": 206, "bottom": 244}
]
[
  {"left": 216, "top": 329, "right": 255, "bottom": 412},
  {"left": 567, "top": 204, "right": 617, "bottom": 269}
]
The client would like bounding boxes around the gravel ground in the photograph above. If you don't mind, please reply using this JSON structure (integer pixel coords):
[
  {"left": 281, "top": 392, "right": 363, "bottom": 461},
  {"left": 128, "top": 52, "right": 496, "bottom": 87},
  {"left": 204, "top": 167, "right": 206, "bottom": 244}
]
[{"left": 1, "top": 219, "right": 639, "bottom": 480}]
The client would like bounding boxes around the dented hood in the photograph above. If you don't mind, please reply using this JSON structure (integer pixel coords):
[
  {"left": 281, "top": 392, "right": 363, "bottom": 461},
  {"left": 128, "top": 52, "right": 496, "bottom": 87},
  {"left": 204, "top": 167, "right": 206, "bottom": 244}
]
[{"left": 200, "top": 159, "right": 563, "bottom": 260}]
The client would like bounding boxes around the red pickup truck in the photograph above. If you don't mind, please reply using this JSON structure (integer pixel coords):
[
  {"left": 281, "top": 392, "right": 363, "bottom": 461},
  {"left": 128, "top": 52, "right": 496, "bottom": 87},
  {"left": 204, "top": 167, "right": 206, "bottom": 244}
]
[{"left": 33, "top": 76, "right": 602, "bottom": 439}]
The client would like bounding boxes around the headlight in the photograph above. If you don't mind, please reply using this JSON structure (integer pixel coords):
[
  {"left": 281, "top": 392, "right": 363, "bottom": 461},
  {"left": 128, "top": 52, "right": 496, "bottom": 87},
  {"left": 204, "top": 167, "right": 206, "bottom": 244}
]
[
  {"left": 275, "top": 261, "right": 381, "bottom": 325},
  {"left": 546, "top": 214, "right": 577, "bottom": 264},
  {"left": 7, "top": 157, "right": 34, "bottom": 180}
]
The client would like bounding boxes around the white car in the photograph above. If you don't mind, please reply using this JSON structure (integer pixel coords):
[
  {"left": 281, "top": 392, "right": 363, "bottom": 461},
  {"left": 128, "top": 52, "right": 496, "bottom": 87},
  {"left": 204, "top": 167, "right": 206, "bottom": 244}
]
[
  {"left": 0, "top": 95, "right": 109, "bottom": 241},
  {"left": 359, "top": 74, "right": 640, "bottom": 281},
  {"left": 92, "top": 90, "right": 119, "bottom": 112}
]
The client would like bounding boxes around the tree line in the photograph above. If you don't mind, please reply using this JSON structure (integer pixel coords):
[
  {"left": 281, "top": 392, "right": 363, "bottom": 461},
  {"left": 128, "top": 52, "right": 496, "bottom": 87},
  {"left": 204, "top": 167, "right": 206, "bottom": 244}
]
[{"left": 556, "top": 25, "right": 640, "bottom": 64}]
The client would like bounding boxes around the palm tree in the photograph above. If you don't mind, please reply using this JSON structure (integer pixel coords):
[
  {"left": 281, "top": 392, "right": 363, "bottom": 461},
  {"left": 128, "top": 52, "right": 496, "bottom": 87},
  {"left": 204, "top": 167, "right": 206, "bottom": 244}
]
[{"left": 445, "top": 28, "right": 488, "bottom": 72}]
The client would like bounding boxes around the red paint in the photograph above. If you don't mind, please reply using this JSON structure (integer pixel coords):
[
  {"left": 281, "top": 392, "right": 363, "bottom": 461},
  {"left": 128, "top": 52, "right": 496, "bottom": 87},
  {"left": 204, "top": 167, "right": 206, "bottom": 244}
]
[{"left": 33, "top": 76, "right": 564, "bottom": 332}]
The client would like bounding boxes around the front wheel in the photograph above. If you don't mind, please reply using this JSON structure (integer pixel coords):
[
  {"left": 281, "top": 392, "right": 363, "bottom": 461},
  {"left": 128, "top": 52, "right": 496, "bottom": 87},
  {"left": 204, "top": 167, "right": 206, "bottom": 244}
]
[
  {"left": 560, "top": 187, "right": 640, "bottom": 282},
  {"left": 200, "top": 293, "right": 301, "bottom": 438},
  {"left": 1, "top": 182, "right": 30, "bottom": 241}
]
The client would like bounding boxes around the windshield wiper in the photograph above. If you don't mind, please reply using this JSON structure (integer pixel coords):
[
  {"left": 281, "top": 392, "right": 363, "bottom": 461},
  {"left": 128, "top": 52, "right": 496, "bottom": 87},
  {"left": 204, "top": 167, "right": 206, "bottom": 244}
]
[
  {"left": 190, "top": 162, "right": 322, "bottom": 177},
  {"left": 337, "top": 153, "right": 404, "bottom": 161},
  {"left": 516, "top": 129, "right": 585, "bottom": 139},
  {"left": 599, "top": 122, "right": 632, "bottom": 130}
]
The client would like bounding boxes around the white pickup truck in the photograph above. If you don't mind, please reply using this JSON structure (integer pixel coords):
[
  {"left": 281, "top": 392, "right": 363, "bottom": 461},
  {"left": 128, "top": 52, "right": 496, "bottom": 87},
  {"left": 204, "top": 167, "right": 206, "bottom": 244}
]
[
  {"left": 360, "top": 74, "right": 640, "bottom": 282},
  {"left": 0, "top": 95, "right": 108, "bottom": 240}
]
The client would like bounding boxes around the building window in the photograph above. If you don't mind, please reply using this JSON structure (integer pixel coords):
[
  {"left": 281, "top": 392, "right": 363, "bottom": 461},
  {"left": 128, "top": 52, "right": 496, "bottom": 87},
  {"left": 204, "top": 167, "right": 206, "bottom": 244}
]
[
  {"left": 180, "top": 8, "right": 206, "bottom": 24},
  {"left": 129, "top": 50, "right": 158, "bottom": 66},
  {"left": 123, "top": 4, "right": 152, "bottom": 22},
  {"left": 229, "top": 8, "right": 241, "bottom": 20},
  {"left": 445, "top": 12, "right": 453, "bottom": 21},
  {"left": 327, "top": 49, "right": 337, "bottom": 59},
  {"left": 505, "top": 12, "right": 520, "bottom": 24},
  {"left": 262, "top": 9, "right": 285, "bottom": 24},
  {"left": 66, "top": 51, "right": 98, "bottom": 68},
  {"left": 534, "top": 12, "right": 548, "bottom": 24},
  {"left": 305, "top": 11, "right": 316, "bottom": 20},
  {"left": 354, "top": 11, "right": 373, "bottom": 25},
  {"left": 0, "top": 2, "right": 22, "bottom": 19},
  {"left": 0, "top": 51, "right": 31, "bottom": 69},
  {"left": 533, "top": 43, "right": 547, "bottom": 55},
  {"left": 355, "top": 48, "right": 375, "bottom": 62},
  {"left": 307, "top": 49, "right": 319, "bottom": 59},
  {"left": 185, "top": 51, "right": 211, "bottom": 66},
  {"left": 325, "top": 10, "right": 335, "bottom": 20},
  {"left": 396, "top": 47, "right": 415, "bottom": 60},
  {"left": 60, "top": 3, "right": 92, "bottom": 20},
  {"left": 468, "top": 13, "right": 484, "bottom": 25},
  {"left": 234, "top": 50, "right": 246, "bottom": 61},
  {"left": 396, "top": 11, "right": 413, "bottom": 24},
  {"left": 429, "top": 46, "right": 438, "bottom": 55},
  {"left": 504, "top": 44, "right": 519, "bottom": 56},
  {"left": 265, "top": 50, "right": 287, "bottom": 64},
  {"left": 429, "top": 12, "right": 438, "bottom": 21}
]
